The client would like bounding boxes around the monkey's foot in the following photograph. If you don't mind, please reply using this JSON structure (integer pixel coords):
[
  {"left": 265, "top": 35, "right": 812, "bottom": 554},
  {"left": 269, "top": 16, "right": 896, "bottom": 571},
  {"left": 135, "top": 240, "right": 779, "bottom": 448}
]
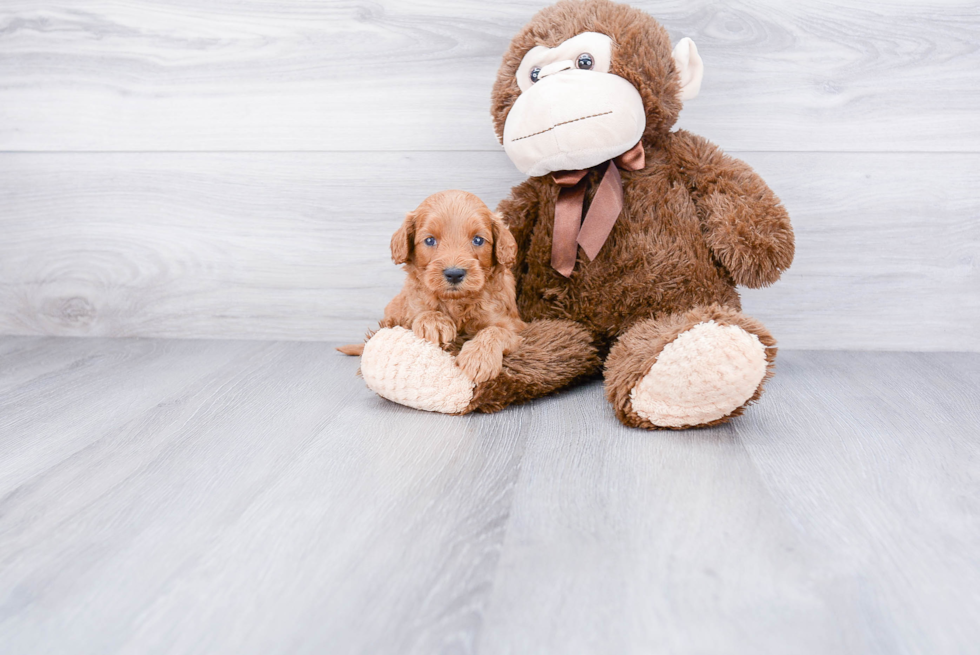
[
  {"left": 360, "top": 327, "right": 475, "bottom": 414},
  {"left": 628, "top": 320, "right": 768, "bottom": 428}
]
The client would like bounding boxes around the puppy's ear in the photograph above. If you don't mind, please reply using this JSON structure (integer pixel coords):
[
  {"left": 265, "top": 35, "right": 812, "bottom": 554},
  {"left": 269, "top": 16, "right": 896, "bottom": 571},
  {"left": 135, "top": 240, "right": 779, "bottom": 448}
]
[
  {"left": 491, "top": 213, "right": 518, "bottom": 269},
  {"left": 390, "top": 210, "right": 417, "bottom": 265}
]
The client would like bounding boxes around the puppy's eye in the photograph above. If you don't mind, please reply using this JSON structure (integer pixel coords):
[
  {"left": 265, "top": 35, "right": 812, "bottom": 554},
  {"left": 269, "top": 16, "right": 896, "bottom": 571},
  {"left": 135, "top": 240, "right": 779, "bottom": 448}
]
[
  {"left": 529, "top": 66, "right": 541, "bottom": 83},
  {"left": 576, "top": 53, "right": 594, "bottom": 70},
  {"left": 423, "top": 237, "right": 436, "bottom": 247},
  {"left": 472, "top": 236, "right": 485, "bottom": 246}
]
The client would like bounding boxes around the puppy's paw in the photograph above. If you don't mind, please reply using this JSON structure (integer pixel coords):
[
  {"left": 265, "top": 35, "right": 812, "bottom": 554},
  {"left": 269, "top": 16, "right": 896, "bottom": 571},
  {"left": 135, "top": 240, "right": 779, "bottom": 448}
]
[
  {"left": 412, "top": 312, "right": 457, "bottom": 347},
  {"left": 456, "top": 341, "right": 503, "bottom": 384}
]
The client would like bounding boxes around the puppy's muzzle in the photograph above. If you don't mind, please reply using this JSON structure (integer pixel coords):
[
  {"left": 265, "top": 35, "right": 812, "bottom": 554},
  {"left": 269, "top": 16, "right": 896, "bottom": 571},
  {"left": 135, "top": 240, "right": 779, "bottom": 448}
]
[{"left": 443, "top": 267, "right": 466, "bottom": 285}]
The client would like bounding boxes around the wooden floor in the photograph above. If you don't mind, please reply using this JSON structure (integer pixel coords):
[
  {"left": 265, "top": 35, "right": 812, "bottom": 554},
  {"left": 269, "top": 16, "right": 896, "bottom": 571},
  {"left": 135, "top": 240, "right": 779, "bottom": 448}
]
[{"left": 1, "top": 337, "right": 978, "bottom": 654}]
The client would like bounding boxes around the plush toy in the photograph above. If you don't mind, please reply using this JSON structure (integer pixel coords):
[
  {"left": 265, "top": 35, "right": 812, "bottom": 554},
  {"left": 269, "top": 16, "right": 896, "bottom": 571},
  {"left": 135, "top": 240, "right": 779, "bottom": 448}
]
[{"left": 359, "top": 0, "right": 794, "bottom": 429}]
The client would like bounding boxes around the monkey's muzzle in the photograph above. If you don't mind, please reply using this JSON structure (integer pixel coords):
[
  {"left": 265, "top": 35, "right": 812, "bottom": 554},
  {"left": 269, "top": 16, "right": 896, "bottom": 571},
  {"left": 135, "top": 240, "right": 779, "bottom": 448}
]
[{"left": 503, "top": 69, "right": 646, "bottom": 177}]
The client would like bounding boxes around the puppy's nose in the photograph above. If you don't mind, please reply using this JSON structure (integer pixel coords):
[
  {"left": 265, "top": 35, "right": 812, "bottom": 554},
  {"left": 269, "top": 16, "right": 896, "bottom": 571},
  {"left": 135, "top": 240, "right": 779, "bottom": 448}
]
[{"left": 443, "top": 267, "right": 466, "bottom": 285}]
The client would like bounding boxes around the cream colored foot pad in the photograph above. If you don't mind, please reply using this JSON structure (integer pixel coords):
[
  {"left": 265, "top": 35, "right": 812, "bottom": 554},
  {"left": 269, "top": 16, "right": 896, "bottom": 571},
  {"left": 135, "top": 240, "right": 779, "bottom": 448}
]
[
  {"left": 360, "top": 327, "right": 475, "bottom": 414},
  {"left": 629, "top": 320, "right": 767, "bottom": 428}
]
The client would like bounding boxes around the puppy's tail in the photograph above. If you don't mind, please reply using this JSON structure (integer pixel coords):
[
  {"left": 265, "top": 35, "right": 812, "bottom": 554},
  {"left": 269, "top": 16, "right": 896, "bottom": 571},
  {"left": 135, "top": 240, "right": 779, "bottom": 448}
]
[{"left": 337, "top": 327, "right": 382, "bottom": 356}]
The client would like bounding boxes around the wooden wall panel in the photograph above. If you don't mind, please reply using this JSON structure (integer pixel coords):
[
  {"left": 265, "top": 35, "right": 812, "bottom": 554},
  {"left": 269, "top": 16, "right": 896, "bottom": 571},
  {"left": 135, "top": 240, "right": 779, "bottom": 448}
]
[
  {"left": 0, "top": 1, "right": 977, "bottom": 152},
  {"left": 1, "top": 1, "right": 977, "bottom": 349},
  {"left": 1, "top": 151, "right": 976, "bottom": 350}
]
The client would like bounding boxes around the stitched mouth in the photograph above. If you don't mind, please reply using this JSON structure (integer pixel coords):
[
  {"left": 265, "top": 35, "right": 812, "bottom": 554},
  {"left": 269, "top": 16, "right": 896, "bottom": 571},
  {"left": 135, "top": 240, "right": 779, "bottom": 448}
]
[{"left": 510, "top": 111, "right": 613, "bottom": 142}]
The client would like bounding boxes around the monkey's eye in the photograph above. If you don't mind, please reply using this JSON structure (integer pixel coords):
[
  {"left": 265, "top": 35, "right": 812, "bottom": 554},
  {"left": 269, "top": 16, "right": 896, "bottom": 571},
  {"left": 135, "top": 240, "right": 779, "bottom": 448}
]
[
  {"left": 576, "top": 53, "right": 594, "bottom": 70},
  {"left": 472, "top": 236, "right": 485, "bottom": 246},
  {"left": 529, "top": 66, "right": 542, "bottom": 83},
  {"left": 424, "top": 237, "right": 436, "bottom": 247}
]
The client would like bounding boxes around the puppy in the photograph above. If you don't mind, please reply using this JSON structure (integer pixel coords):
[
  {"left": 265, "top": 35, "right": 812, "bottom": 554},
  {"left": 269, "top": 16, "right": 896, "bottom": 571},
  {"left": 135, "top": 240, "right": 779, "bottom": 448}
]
[{"left": 338, "top": 190, "right": 526, "bottom": 384}]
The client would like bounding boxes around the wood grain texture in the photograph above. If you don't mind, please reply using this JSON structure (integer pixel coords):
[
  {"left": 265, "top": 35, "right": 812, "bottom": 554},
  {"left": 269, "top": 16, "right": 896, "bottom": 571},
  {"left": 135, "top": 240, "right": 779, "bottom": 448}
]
[
  {"left": 1, "top": 151, "right": 977, "bottom": 350},
  {"left": 0, "top": 337, "right": 530, "bottom": 654},
  {"left": 1, "top": 338, "right": 978, "bottom": 653},
  {"left": 478, "top": 349, "right": 980, "bottom": 655},
  {"left": 1, "top": 0, "right": 978, "bottom": 152},
  {"left": 1, "top": 0, "right": 976, "bottom": 348},
  {"left": 737, "top": 351, "right": 980, "bottom": 655}
]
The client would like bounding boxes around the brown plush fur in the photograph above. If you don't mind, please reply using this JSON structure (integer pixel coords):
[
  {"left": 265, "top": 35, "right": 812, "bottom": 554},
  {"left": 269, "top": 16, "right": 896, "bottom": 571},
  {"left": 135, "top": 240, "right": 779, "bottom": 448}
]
[
  {"left": 466, "top": 0, "right": 794, "bottom": 427},
  {"left": 340, "top": 190, "right": 526, "bottom": 384},
  {"left": 467, "top": 318, "right": 602, "bottom": 413}
]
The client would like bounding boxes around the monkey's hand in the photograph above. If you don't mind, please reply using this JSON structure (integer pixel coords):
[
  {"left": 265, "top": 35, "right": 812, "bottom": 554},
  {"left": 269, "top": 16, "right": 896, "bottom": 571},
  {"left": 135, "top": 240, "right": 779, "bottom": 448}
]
[
  {"left": 672, "top": 130, "right": 794, "bottom": 288},
  {"left": 698, "top": 189, "right": 794, "bottom": 288}
]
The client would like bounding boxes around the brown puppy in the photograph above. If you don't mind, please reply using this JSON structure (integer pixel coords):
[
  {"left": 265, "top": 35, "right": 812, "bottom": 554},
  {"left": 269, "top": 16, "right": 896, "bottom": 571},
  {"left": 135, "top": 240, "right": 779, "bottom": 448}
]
[{"left": 339, "top": 190, "right": 525, "bottom": 384}]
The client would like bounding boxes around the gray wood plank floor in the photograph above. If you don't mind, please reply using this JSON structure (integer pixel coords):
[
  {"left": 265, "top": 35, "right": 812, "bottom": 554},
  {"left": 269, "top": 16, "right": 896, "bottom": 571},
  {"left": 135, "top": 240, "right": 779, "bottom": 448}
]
[{"left": 1, "top": 337, "right": 978, "bottom": 654}]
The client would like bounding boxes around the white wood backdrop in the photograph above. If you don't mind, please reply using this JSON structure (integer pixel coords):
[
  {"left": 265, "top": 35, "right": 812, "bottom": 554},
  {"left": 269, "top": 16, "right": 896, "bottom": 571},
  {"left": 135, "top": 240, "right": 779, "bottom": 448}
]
[{"left": 1, "top": 0, "right": 978, "bottom": 350}]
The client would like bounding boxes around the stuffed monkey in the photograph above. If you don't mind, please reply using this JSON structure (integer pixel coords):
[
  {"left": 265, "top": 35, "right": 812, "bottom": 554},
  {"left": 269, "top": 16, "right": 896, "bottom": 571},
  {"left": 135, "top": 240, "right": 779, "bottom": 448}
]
[{"left": 359, "top": 0, "right": 794, "bottom": 429}]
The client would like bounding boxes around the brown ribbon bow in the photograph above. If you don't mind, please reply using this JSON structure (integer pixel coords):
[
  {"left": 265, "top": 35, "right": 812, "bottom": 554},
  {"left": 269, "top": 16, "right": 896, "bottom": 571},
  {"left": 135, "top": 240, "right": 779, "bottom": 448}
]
[{"left": 550, "top": 141, "right": 646, "bottom": 277}]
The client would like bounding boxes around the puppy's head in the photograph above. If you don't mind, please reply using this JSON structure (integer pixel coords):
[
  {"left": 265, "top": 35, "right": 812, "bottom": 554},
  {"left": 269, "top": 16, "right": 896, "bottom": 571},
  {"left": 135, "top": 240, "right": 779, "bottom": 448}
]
[{"left": 391, "top": 190, "right": 517, "bottom": 299}]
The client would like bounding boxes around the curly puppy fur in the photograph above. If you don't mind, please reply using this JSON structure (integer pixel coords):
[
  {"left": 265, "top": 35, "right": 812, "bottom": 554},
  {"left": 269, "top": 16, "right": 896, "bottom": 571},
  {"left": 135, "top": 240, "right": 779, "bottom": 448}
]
[
  {"left": 463, "top": 0, "right": 794, "bottom": 426},
  {"left": 340, "top": 190, "right": 526, "bottom": 384}
]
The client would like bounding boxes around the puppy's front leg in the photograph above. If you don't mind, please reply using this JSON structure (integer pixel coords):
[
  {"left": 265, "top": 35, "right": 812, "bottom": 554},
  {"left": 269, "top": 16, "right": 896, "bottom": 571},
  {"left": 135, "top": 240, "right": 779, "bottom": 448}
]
[
  {"left": 456, "top": 327, "right": 521, "bottom": 384},
  {"left": 412, "top": 311, "right": 457, "bottom": 348}
]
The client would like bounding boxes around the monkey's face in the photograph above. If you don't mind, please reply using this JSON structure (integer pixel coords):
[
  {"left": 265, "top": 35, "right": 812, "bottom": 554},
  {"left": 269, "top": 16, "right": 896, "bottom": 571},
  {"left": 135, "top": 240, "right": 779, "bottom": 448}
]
[
  {"left": 491, "top": 0, "right": 704, "bottom": 178},
  {"left": 503, "top": 32, "right": 645, "bottom": 177}
]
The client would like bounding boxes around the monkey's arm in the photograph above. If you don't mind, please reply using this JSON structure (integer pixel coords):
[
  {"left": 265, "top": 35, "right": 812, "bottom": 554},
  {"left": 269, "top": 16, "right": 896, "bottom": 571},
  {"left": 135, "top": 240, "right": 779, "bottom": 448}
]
[
  {"left": 496, "top": 178, "right": 542, "bottom": 284},
  {"left": 671, "top": 130, "right": 794, "bottom": 288}
]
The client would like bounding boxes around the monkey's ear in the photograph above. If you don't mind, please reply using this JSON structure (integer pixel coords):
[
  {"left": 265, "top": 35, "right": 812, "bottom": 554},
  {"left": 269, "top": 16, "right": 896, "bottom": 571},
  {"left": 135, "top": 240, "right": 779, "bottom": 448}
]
[
  {"left": 672, "top": 37, "right": 704, "bottom": 101},
  {"left": 491, "top": 213, "right": 518, "bottom": 269},
  {"left": 390, "top": 211, "right": 417, "bottom": 265}
]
